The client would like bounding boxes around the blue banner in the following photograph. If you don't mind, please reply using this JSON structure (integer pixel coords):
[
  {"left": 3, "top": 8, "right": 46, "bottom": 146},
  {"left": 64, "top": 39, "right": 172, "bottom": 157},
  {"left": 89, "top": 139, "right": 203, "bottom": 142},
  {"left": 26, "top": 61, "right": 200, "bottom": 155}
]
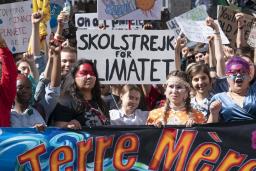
[{"left": 1, "top": 121, "right": 256, "bottom": 170}]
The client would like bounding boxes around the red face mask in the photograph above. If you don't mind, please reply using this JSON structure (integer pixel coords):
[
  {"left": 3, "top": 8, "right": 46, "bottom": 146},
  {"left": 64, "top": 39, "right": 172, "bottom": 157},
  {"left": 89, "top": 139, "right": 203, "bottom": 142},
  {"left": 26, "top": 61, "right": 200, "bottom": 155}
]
[{"left": 75, "top": 63, "right": 96, "bottom": 77}]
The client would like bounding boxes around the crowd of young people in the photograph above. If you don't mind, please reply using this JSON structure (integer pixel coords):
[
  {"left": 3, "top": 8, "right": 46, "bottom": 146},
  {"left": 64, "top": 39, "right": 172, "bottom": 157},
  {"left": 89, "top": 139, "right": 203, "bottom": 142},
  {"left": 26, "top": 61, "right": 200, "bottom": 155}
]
[{"left": 0, "top": 4, "right": 255, "bottom": 130}]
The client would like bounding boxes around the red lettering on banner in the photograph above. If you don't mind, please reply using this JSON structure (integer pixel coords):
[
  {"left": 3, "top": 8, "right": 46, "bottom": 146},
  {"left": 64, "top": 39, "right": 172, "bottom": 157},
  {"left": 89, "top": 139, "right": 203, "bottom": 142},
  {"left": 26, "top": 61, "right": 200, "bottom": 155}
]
[
  {"left": 50, "top": 146, "right": 73, "bottom": 171},
  {"left": 77, "top": 138, "right": 93, "bottom": 171},
  {"left": 239, "top": 159, "right": 256, "bottom": 170},
  {"left": 95, "top": 136, "right": 113, "bottom": 171},
  {"left": 18, "top": 144, "right": 46, "bottom": 171},
  {"left": 149, "top": 129, "right": 197, "bottom": 170},
  {"left": 216, "top": 150, "right": 246, "bottom": 170},
  {"left": 187, "top": 143, "right": 220, "bottom": 170},
  {"left": 113, "top": 134, "right": 139, "bottom": 170}
]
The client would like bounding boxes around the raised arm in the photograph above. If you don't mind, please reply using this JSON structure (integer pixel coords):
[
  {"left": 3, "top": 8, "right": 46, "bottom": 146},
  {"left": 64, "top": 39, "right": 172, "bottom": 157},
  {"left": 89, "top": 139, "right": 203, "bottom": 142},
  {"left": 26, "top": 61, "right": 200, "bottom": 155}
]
[
  {"left": 206, "top": 17, "right": 225, "bottom": 77},
  {"left": 174, "top": 36, "right": 187, "bottom": 71},
  {"left": 235, "top": 13, "right": 246, "bottom": 49},
  {"left": 0, "top": 34, "right": 17, "bottom": 109},
  {"left": 207, "top": 36, "right": 217, "bottom": 78}
]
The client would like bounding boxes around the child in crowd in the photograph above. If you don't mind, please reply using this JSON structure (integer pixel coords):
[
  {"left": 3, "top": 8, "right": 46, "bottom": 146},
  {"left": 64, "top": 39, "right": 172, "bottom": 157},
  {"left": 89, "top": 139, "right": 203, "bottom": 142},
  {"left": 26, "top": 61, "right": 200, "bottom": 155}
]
[
  {"left": 187, "top": 63, "right": 213, "bottom": 118},
  {"left": 147, "top": 71, "right": 207, "bottom": 127},
  {"left": 110, "top": 85, "right": 148, "bottom": 125}
]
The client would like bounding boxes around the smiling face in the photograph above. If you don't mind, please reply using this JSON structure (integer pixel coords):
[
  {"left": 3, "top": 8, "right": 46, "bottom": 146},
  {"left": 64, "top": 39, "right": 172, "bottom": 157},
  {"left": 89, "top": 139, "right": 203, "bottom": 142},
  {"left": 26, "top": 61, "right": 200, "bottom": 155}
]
[
  {"left": 191, "top": 71, "right": 211, "bottom": 95},
  {"left": 121, "top": 89, "right": 141, "bottom": 114},
  {"left": 61, "top": 51, "right": 77, "bottom": 76},
  {"left": 75, "top": 63, "right": 96, "bottom": 91}
]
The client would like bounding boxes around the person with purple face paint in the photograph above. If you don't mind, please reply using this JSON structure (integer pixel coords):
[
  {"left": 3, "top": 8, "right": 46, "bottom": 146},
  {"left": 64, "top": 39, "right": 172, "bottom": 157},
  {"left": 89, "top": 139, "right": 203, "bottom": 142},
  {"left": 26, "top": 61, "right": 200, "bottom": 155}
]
[{"left": 209, "top": 57, "right": 256, "bottom": 123}]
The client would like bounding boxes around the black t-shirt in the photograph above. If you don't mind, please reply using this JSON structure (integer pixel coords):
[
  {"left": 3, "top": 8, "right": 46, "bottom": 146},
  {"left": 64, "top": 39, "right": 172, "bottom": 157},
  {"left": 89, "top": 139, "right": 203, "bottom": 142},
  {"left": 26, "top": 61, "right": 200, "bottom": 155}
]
[{"left": 51, "top": 95, "right": 110, "bottom": 127}]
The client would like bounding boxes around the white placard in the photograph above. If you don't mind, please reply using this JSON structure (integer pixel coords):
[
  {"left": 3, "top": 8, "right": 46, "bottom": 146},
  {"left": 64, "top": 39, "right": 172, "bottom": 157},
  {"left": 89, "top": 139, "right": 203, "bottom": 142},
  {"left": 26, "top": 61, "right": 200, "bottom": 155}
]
[
  {"left": 76, "top": 29, "right": 176, "bottom": 84},
  {"left": 75, "top": 13, "right": 143, "bottom": 30},
  {"left": 166, "top": 5, "right": 208, "bottom": 38},
  {"left": 176, "top": 18, "right": 230, "bottom": 44},
  {"left": 0, "top": 1, "right": 32, "bottom": 53}
]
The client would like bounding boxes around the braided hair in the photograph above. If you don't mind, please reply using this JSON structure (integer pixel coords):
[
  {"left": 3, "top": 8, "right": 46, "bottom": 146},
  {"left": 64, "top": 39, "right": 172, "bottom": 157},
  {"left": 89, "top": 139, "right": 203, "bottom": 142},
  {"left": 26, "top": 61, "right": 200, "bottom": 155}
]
[{"left": 163, "top": 70, "right": 192, "bottom": 120}]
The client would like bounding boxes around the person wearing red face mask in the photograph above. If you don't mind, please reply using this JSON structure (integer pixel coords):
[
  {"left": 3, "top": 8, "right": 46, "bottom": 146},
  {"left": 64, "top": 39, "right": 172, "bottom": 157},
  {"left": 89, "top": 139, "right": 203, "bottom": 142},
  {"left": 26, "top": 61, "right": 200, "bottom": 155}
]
[
  {"left": 0, "top": 33, "right": 17, "bottom": 127},
  {"left": 209, "top": 57, "right": 256, "bottom": 123},
  {"left": 51, "top": 59, "right": 109, "bottom": 129}
]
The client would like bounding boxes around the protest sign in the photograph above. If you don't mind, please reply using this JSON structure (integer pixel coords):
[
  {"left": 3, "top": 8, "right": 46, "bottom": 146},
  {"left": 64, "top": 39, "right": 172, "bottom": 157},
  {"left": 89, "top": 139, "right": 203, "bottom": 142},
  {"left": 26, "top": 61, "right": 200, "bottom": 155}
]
[
  {"left": 75, "top": 13, "right": 143, "bottom": 30},
  {"left": 217, "top": 5, "right": 254, "bottom": 47},
  {"left": 76, "top": 29, "right": 176, "bottom": 84},
  {"left": 0, "top": 1, "right": 32, "bottom": 53},
  {"left": 98, "top": 0, "right": 161, "bottom": 20},
  {"left": 1, "top": 121, "right": 256, "bottom": 170},
  {"left": 176, "top": 18, "right": 230, "bottom": 44},
  {"left": 248, "top": 23, "right": 256, "bottom": 48},
  {"left": 166, "top": 5, "right": 208, "bottom": 38}
]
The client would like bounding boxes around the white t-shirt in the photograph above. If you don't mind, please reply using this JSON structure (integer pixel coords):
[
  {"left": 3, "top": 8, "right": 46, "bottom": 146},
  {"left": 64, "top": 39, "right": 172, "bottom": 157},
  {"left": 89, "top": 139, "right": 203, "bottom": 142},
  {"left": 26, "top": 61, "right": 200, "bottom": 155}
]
[
  {"left": 11, "top": 107, "right": 46, "bottom": 128},
  {"left": 109, "top": 109, "right": 148, "bottom": 125}
]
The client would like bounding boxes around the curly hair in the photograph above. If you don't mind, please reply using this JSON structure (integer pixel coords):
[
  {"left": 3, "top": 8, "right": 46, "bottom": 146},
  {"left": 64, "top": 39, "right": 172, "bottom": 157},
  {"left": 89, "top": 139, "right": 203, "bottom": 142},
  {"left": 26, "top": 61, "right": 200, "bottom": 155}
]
[{"left": 62, "top": 59, "right": 109, "bottom": 118}]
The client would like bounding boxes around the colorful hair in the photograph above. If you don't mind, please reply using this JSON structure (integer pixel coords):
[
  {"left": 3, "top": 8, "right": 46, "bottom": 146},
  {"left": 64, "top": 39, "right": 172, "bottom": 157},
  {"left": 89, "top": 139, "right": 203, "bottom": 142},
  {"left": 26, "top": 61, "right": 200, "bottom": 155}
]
[{"left": 225, "top": 56, "right": 250, "bottom": 74}]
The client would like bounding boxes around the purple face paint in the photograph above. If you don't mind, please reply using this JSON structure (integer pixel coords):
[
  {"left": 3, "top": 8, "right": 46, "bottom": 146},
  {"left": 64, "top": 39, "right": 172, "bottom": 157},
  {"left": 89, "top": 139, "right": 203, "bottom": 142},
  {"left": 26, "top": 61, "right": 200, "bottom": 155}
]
[{"left": 226, "top": 64, "right": 249, "bottom": 81}]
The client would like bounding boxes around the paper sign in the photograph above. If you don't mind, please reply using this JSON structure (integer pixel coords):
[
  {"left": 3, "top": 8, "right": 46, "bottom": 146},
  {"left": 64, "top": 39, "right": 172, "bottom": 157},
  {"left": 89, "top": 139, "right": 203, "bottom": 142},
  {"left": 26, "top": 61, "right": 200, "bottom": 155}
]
[
  {"left": 0, "top": 1, "right": 32, "bottom": 53},
  {"left": 98, "top": 0, "right": 162, "bottom": 20},
  {"left": 75, "top": 13, "right": 143, "bottom": 30},
  {"left": 248, "top": 23, "right": 256, "bottom": 48},
  {"left": 217, "top": 5, "right": 254, "bottom": 48},
  {"left": 166, "top": 5, "right": 208, "bottom": 38},
  {"left": 176, "top": 18, "right": 230, "bottom": 44},
  {"left": 76, "top": 29, "right": 176, "bottom": 84}
]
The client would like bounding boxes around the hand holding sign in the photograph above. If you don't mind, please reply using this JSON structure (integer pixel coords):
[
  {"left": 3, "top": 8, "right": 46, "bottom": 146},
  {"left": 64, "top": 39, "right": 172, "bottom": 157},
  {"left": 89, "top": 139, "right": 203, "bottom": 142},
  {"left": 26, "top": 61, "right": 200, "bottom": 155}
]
[
  {"left": 57, "top": 11, "right": 68, "bottom": 27},
  {"left": 206, "top": 17, "right": 219, "bottom": 33},
  {"left": 235, "top": 13, "right": 245, "bottom": 28}
]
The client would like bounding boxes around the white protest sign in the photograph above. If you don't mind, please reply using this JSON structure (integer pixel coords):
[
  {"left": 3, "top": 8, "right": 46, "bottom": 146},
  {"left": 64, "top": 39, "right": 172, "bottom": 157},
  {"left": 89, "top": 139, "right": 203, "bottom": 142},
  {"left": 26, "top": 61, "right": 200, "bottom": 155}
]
[
  {"left": 247, "top": 23, "right": 256, "bottom": 48},
  {"left": 98, "top": 0, "right": 162, "bottom": 20},
  {"left": 0, "top": 1, "right": 32, "bottom": 53},
  {"left": 76, "top": 29, "right": 176, "bottom": 84},
  {"left": 75, "top": 13, "right": 143, "bottom": 30},
  {"left": 166, "top": 5, "right": 208, "bottom": 37},
  {"left": 176, "top": 18, "right": 230, "bottom": 44},
  {"left": 75, "top": 13, "right": 108, "bottom": 29}
]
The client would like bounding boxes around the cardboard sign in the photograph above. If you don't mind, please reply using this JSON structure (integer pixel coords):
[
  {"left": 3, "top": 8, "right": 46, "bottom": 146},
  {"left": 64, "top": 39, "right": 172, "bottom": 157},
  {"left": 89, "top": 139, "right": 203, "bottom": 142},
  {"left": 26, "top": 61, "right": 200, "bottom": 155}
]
[
  {"left": 0, "top": 1, "right": 32, "bottom": 53},
  {"left": 176, "top": 18, "right": 230, "bottom": 44},
  {"left": 217, "top": 5, "right": 254, "bottom": 47},
  {"left": 76, "top": 29, "right": 176, "bottom": 84},
  {"left": 98, "top": 0, "right": 162, "bottom": 20},
  {"left": 248, "top": 23, "right": 256, "bottom": 48},
  {"left": 75, "top": 13, "right": 143, "bottom": 30}
]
